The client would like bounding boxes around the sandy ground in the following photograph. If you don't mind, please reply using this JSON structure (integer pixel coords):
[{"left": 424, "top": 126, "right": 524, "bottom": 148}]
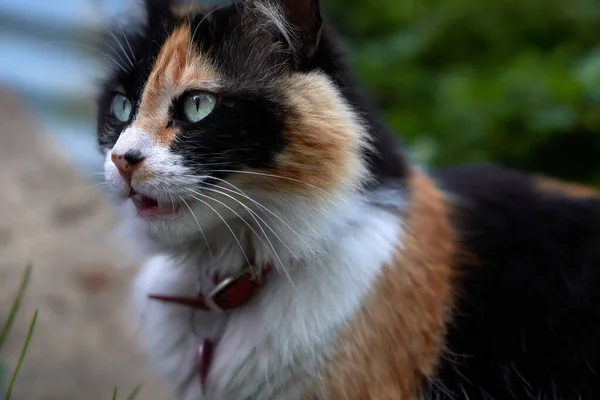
[{"left": 0, "top": 87, "right": 169, "bottom": 399}]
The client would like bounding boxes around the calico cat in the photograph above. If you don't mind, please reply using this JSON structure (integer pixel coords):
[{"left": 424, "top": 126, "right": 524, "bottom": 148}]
[{"left": 97, "top": 0, "right": 600, "bottom": 399}]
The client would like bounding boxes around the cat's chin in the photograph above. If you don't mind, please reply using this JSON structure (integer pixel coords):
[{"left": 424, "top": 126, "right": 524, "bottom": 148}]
[
  {"left": 116, "top": 199, "right": 188, "bottom": 248},
  {"left": 119, "top": 198, "right": 225, "bottom": 252}
]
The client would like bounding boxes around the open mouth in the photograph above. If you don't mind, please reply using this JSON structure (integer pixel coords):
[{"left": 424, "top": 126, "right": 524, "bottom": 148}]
[{"left": 129, "top": 189, "right": 182, "bottom": 218}]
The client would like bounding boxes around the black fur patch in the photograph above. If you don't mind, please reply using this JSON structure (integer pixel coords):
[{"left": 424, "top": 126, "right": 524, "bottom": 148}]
[
  {"left": 170, "top": 88, "right": 289, "bottom": 177},
  {"left": 424, "top": 164, "right": 600, "bottom": 399}
]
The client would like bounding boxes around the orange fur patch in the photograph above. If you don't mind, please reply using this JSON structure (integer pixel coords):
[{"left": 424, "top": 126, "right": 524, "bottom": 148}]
[
  {"left": 136, "top": 24, "right": 217, "bottom": 146},
  {"left": 535, "top": 175, "right": 598, "bottom": 199},
  {"left": 312, "top": 170, "right": 456, "bottom": 400},
  {"left": 244, "top": 73, "right": 370, "bottom": 199}
]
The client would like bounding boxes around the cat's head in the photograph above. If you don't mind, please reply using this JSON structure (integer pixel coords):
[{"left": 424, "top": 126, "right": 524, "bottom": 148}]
[{"left": 98, "top": 0, "right": 404, "bottom": 247}]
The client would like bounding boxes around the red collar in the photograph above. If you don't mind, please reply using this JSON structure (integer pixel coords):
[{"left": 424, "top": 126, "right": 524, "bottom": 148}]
[
  {"left": 148, "top": 261, "right": 271, "bottom": 313},
  {"left": 148, "top": 260, "right": 272, "bottom": 387}
]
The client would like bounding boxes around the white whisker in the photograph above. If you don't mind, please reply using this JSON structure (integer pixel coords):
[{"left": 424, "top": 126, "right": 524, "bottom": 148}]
[
  {"left": 45, "top": 41, "right": 129, "bottom": 74},
  {"left": 198, "top": 185, "right": 299, "bottom": 262},
  {"left": 116, "top": 19, "right": 137, "bottom": 66},
  {"left": 190, "top": 3, "right": 230, "bottom": 58},
  {"left": 185, "top": 0, "right": 193, "bottom": 67},
  {"left": 186, "top": 188, "right": 267, "bottom": 252},
  {"left": 161, "top": 19, "right": 171, "bottom": 38},
  {"left": 183, "top": 189, "right": 251, "bottom": 269},
  {"left": 199, "top": 183, "right": 299, "bottom": 260},
  {"left": 200, "top": 177, "right": 312, "bottom": 249},
  {"left": 186, "top": 188, "right": 297, "bottom": 291},
  {"left": 102, "top": 23, "right": 135, "bottom": 68},
  {"left": 180, "top": 196, "right": 213, "bottom": 260},
  {"left": 210, "top": 169, "right": 332, "bottom": 197}
]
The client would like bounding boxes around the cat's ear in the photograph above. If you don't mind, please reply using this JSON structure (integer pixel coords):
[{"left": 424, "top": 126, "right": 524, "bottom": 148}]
[{"left": 278, "top": 0, "right": 323, "bottom": 59}]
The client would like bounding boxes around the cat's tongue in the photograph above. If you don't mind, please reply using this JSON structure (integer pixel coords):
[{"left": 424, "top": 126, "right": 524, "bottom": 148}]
[{"left": 130, "top": 193, "right": 180, "bottom": 217}]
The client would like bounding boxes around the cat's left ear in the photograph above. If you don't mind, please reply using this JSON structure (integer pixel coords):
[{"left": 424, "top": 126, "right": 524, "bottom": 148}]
[{"left": 278, "top": 0, "right": 323, "bottom": 59}]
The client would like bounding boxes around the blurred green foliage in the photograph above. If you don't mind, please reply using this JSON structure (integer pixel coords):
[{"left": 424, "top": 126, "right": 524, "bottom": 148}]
[{"left": 323, "top": 0, "right": 600, "bottom": 185}]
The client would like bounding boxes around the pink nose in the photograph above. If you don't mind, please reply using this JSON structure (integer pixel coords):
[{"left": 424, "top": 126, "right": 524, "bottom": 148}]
[{"left": 111, "top": 150, "right": 145, "bottom": 185}]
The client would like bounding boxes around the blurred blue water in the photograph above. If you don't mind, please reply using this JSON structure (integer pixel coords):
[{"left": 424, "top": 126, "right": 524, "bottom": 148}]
[{"left": 0, "top": 0, "right": 137, "bottom": 182}]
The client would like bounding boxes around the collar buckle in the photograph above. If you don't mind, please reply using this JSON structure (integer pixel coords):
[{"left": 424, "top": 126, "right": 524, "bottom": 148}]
[{"left": 204, "top": 264, "right": 258, "bottom": 313}]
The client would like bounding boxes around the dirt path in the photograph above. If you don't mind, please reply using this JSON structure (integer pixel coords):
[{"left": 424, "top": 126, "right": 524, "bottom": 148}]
[{"left": 0, "top": 87, "right": 168, "bottom": 399}]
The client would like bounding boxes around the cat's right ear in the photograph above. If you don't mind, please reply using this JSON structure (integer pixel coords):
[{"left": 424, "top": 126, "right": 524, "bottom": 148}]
[{"left": 276, "top": 0, "right": 323, "bottom": 59}]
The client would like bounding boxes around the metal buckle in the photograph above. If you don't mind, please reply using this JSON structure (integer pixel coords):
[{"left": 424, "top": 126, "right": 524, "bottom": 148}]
[{"left": 204, "top": 265, "right": 257, "bottom": 313}]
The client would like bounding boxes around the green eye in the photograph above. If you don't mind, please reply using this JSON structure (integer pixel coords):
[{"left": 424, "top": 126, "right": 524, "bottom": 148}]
[
  {"left": 182, "top": 92, "right": 216, "bottom": 123},
  {"left": 111, "top": 94, "right": 132, "bottom": 123}
]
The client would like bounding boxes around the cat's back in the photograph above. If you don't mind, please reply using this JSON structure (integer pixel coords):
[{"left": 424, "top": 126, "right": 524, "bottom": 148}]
[{"left": 429, "top": 164, "right": 600, "bottom": 399}]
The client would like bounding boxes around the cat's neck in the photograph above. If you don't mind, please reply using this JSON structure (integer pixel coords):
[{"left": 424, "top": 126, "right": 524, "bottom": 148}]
[{"left": 146, "top": 185, "right": 405, "bottom": 286}]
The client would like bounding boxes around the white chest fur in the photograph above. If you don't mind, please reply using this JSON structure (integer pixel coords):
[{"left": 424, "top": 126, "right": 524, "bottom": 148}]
[{"left": 131, "top": 195, "right": 403, "bottom": 400}]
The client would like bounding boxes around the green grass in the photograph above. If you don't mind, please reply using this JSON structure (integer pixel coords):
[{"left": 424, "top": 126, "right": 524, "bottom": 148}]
[
  {"left": 4, "top": 310, "right": 37, "bottom": 400},
  {"left": 111, "top": 383, "right": 141, "bottom": 400},
  {"left": 0, "top": 265, "right": 36, "bottom": 400},
  {"left": 110, "top": 384, "right": 141, "bottom": 400},
  {"left": 0, "top": 265, "right": 32, "bottom": 350},
  {"left": 126, "top": 385, "right": 141, "bottom": 400}
]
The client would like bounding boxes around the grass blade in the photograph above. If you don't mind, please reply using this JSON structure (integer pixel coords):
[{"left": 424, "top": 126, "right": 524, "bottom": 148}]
[
  {"left": 4, "top": 309, "right": 38, "bottom": 400},
  {"left": 126, "top": 384, "right": 141, "bottom": 400},
  {"left": 0, "top": 265, "right": 32, "bottom": 351},
  {"left": 112, "top": 387, "right": 117, "bottom": 400}
]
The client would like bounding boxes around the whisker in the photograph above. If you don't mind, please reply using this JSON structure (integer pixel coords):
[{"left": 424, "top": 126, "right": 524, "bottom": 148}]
[
  {"left": 200, "top": 178, "right": 312, "bottom": 249},
  {"left": 116, "top": 19, "right": 137, "bottom": 66},
  {"left": 187, "top": 189, "right": 295, "bottom": 288},
  {"left": 185, "top": 189, "right": 270, "bottom": 270},
  {"left": 183, "top": 189, "right": 251, "bottom": 269},
  {"left": 209, "top": 169, "right": 331, "bottom": 197},
  {"left": 179, "top": 197, "right": 213, "bottom": 260},
  {"left": 185, "top": 0, "right": 193, "bottom": 67},
  {"left": 187, "top": 161, "right": 233, "bottom": 168},
  {"left": 231, "top": 365, "right": 277, "bottom": 395},
  {"left": 92, "top": 183, "right": 109, "bottom": 190},
  {"left": 161, "top": 19, "right": 171, "bottom": 42},
  {"left": 45, "top": 41, "right": 129, "bottom": 74},
  {"left": 187, "top": 188, "right": 297, "bottom": 291},
  {"left": 101, "top": 23, "right": 135, "bottom": 68},
  {"left": 199, "top": 184, "right": 299, "bottom": 260},
  {"left": 198, "top": 186, "right": 299, "bottom": 266},
  {"left": 190, "top": 4, "right": 229, "bottom": 59}
]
